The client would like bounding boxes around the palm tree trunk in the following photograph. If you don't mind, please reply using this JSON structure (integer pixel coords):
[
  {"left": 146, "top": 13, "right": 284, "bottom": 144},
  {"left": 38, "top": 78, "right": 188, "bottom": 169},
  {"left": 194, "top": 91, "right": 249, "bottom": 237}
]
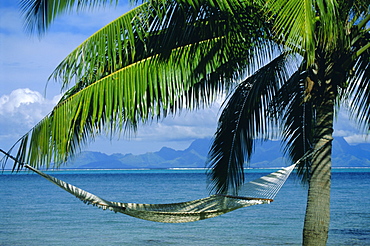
[{"left": 302, "top": 79, "right": 335, "bottom": 246}]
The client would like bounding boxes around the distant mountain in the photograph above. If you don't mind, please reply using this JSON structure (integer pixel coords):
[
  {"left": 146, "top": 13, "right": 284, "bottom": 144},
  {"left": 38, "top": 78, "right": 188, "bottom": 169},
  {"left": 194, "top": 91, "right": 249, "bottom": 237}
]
[
  {"left": 332, "top": 137, "right": 370, "bottom": 167},
  {"left": 64, "top": 137, "right": 370, "bottom": 169}
]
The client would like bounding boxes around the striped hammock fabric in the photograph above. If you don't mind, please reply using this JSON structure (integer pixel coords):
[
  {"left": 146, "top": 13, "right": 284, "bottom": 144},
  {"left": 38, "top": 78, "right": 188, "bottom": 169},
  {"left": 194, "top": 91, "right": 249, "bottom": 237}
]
[{"left": 25, "top": 164, "right": 295, "bottom": 223}]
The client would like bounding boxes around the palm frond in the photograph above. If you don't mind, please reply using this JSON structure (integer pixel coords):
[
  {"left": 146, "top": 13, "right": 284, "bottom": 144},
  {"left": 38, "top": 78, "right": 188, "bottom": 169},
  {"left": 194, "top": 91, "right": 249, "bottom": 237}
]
[
  {"left": 207, "top": 53, "right": 295, "bottom": 195},
  {"left": 337, "top": 7, "right": 370, "bottom": 132},
  {"left": 258, "top": 0, "right": 341, "bottom": 66},
  {"left": 51, "top": 0, "right": 276, "bottom": 109},
  {"left": 315, "top": 0, "right": 343, "bottom": 51},
  {"left": 50, "top": 2, "right": 152, "bottom": 90},
  {"left": 273, "top": 69, "right": 315, "bottom": 181},
  {"left": 346, "top": 47, "right": 370, "bottom": 132},
  {"left": 20, "top": 0, "right": 117, "bottom": 35},
  {"left": 8, "top": 35, "right": 239, "bottom": 169},
  {"left": 257, "top": 0, "right": 315, "bottom": 62},
  {"left": 51, "top": 0, "right": 271, "bottom": 91}
]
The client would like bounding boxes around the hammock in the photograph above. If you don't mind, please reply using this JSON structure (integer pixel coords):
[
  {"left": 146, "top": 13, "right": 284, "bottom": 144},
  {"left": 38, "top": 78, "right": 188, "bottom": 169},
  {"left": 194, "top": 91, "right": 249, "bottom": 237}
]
[{"left": 24, "top": 164, "right": 295, "bottom": 223}]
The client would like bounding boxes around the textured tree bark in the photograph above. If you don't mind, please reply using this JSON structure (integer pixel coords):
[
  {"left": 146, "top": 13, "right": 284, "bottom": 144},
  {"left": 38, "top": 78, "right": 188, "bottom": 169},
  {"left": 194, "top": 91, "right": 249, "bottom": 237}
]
[{"left": 302, "top": 76, "right": 335, "bottom": 246}]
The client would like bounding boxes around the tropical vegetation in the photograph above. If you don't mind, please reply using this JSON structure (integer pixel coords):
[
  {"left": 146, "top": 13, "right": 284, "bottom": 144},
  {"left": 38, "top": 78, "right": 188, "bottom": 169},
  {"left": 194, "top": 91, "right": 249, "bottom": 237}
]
[{"left": 3, "top": 0, "right": 369, "bottom": 245}]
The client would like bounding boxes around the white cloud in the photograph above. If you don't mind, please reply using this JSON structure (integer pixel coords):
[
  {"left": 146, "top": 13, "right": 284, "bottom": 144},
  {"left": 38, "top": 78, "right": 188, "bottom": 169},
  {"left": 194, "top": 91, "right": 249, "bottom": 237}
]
[
  {"left": 0, "top": 88, "right": 44, "bottom": 113},
  {"left": 0, "top": 89, "right": 59, "bottom": 149},
  {"left": 138, "top": 111, "right": 219, "bottom": 141},
  {"left": 344, "top": 134, "right": 369, "bottom": 145},
  {"left": 333, "top": 108, "right": 369, "bottom": 145}
]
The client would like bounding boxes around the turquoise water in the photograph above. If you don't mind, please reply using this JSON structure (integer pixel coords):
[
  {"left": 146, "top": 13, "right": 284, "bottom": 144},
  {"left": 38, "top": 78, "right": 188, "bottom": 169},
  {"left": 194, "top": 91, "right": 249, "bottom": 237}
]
[{"left": 1, "top": 169, "right": 369, "bottom": 245}]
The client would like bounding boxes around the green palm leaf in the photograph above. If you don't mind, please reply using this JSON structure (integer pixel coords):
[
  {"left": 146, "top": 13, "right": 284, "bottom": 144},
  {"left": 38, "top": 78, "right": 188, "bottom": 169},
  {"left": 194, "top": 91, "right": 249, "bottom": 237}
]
[
  {"left": 51, "top": 0, "right": 270, "bottom": 91},
  {"left": 346, "top": 49, "right": 370, "bottom": 132},
  {"left": 50, "top": 1, "right": 152, "bottom": 90},
  {"left": 258, "top": 0, "right": 340, "bottom": 66},
  {"left": 273, "top": 69, "right": 315, "bottom": 181},
  {"left": 207, "top": 53, "right": 296, "bottom": 194},
  {"left": 11, "top": 37, "right": 232, "bottom": 169}
]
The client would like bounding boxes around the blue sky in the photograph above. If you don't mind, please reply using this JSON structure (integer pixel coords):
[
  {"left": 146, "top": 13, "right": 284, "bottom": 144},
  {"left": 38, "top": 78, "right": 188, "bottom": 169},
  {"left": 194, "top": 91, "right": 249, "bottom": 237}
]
[{"left": 0, "top": 1, "right": 368, "bottom": 163}]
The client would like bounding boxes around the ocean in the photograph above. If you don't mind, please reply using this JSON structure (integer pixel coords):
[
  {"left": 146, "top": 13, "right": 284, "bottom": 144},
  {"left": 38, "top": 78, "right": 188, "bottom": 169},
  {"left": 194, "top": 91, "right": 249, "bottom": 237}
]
[{"left": 0, "top": 168, "right": 369, "bottom": 245}]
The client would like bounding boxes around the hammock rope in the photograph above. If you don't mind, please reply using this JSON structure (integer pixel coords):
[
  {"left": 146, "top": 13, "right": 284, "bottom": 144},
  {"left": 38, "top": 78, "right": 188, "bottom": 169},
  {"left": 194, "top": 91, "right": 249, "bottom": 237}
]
[{"left": 23, "top": 164, "right": 296, "bottom": 223}]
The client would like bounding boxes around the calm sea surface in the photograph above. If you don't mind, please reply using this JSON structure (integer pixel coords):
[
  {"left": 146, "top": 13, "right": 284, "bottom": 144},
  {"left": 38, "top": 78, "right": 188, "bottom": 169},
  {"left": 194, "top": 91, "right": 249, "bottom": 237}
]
[{"left": 1, "top": 168, "right": 369, "bottom": 245}]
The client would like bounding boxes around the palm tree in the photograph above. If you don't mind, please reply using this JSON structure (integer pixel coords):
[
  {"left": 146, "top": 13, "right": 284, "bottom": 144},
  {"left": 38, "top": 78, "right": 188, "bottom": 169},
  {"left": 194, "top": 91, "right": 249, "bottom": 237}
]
[
  {"left": 4, "top": 0, "right": 369, "bottom": 245},
  {"left": 207, "top": 1, "right": 370, "bottom": 245}
]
